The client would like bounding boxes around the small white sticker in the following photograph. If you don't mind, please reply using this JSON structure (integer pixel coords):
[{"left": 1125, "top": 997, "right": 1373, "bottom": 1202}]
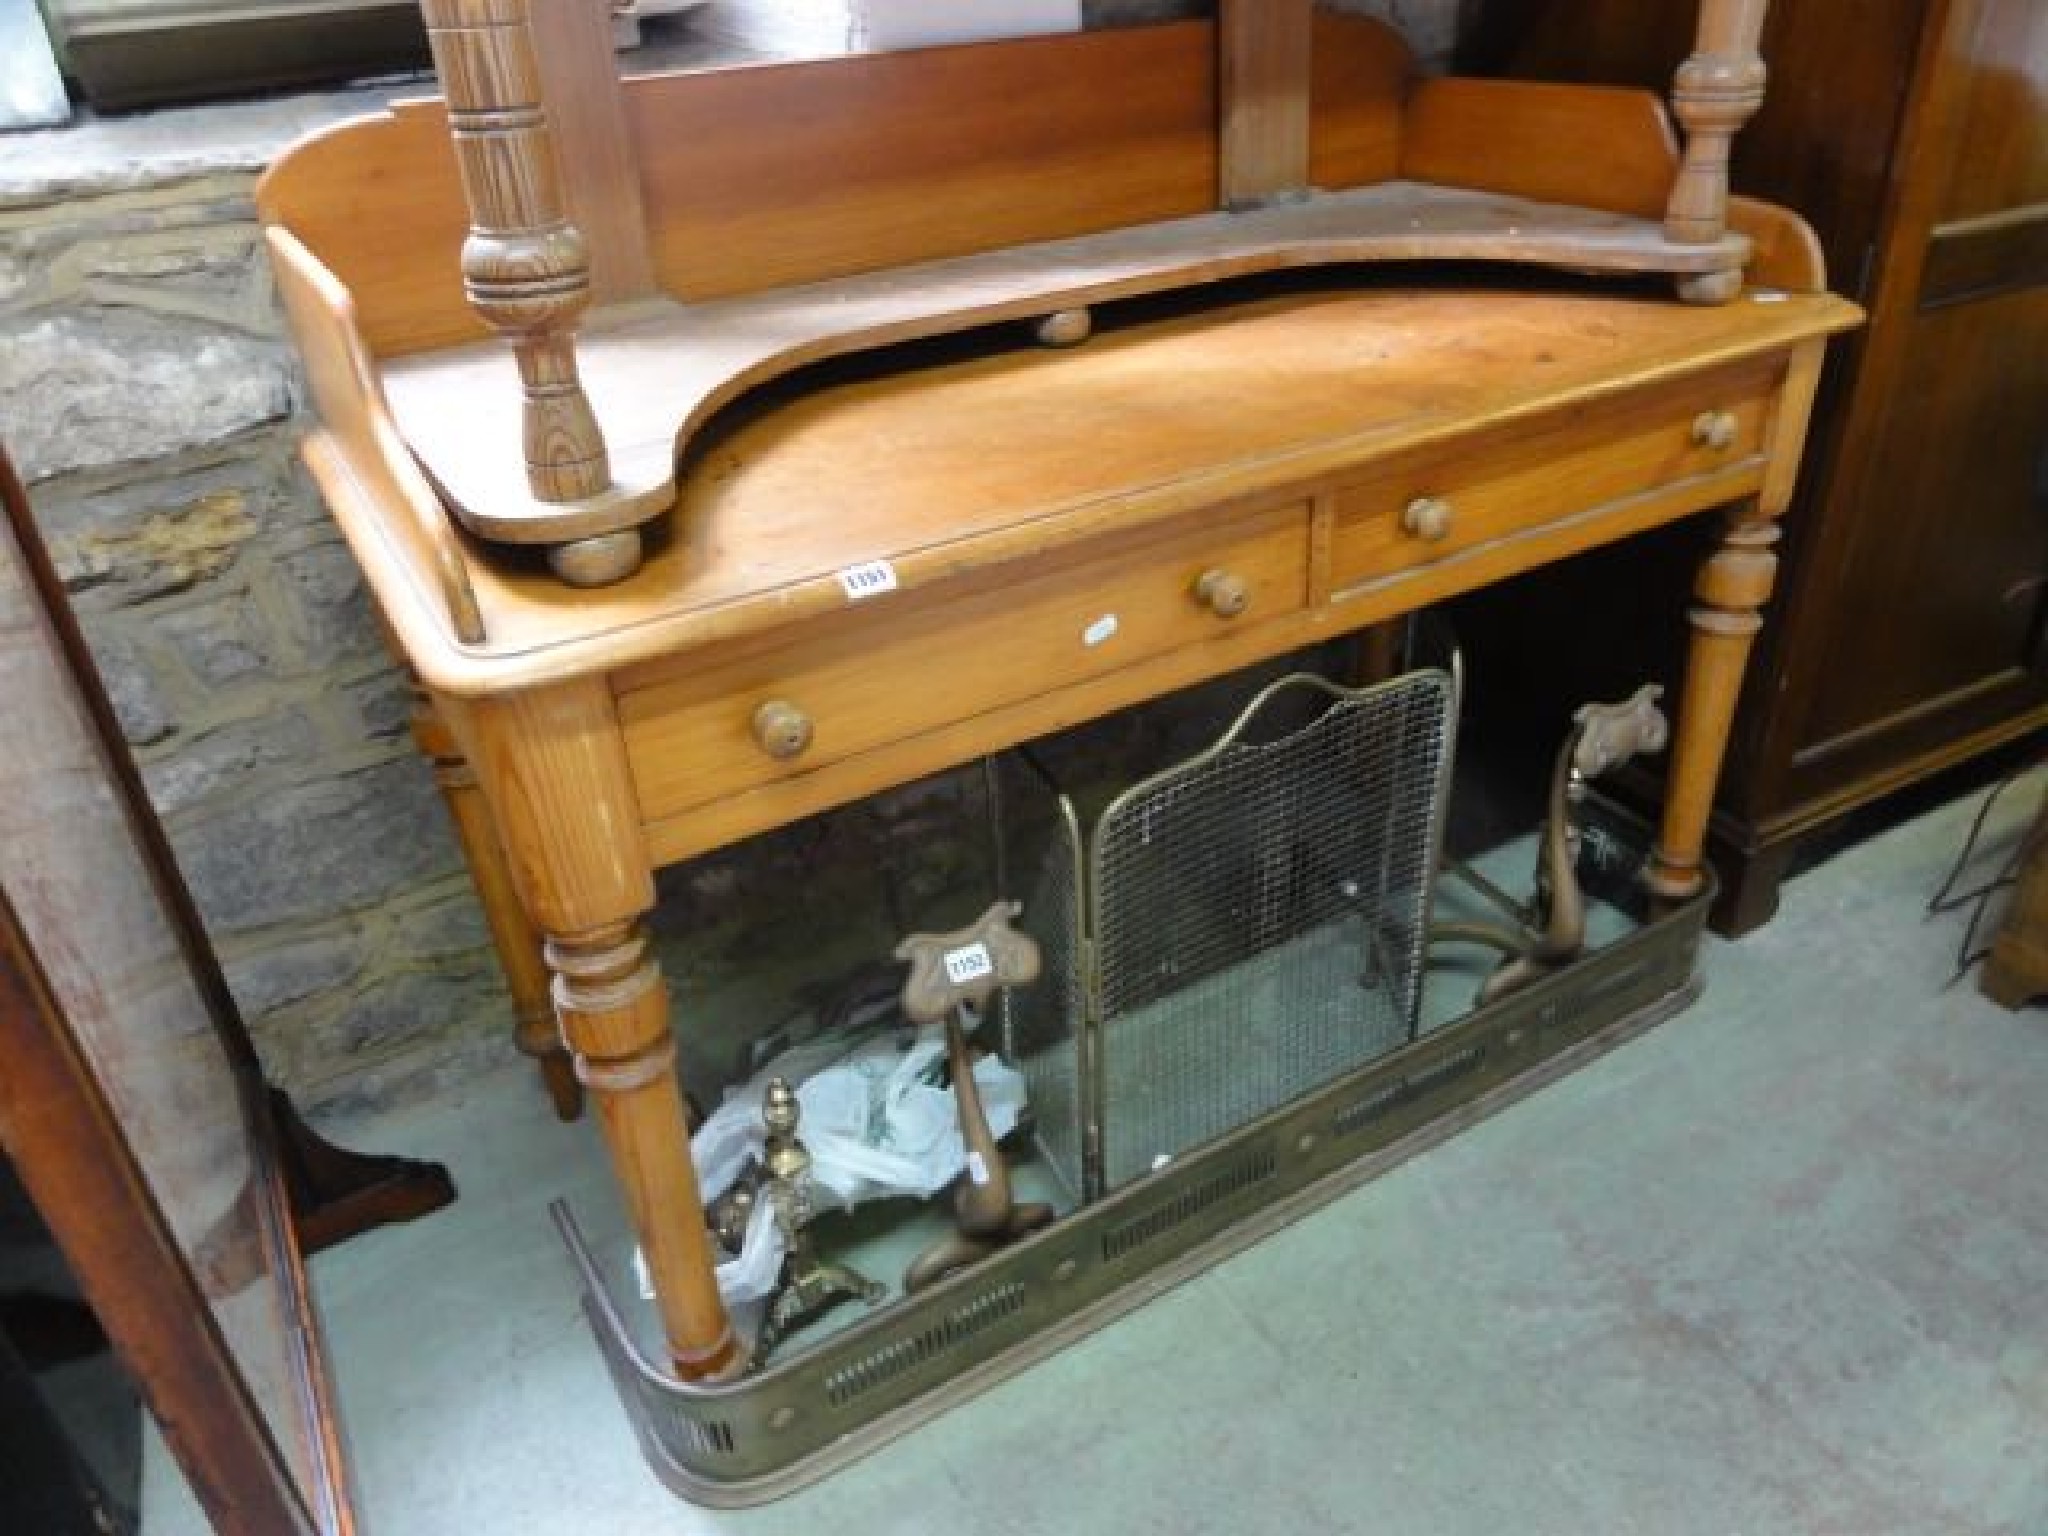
[
  {"left": 943, "top": 943, "right": 995, "bottom": 986},
  {"left": 966, "top": 1150, "right": 991, "bottom": 1186},
  {"left": 632, "top": 1246, "right": 655, "bottom": 1301},
  {"left": 838, "top": 559, "right": 899, "bottom": 601},
  {"left": 1083, "top": 613, "right": 1120, "bottom": 648},
  {"left": 1750, "top": 289, "right": 1789, "bottom": 304}
]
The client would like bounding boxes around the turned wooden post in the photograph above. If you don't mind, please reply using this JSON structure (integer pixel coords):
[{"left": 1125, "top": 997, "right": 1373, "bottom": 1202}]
[
  {"left": 1643, "top": 507, "right": 1778, "bottom": 902},
  {"left": 447, "top": 681, "right": 740, "bottom": 1380},
  {"left": 411, "top": 692, "right": 583, "bottom": 1122},
  {"left": 1666, "top": 0, "right": 1770, "bottom": 302},
  {"left": 418, "top": 0, "right": 634, "bottom": 577},
  {"left": 1646, "top": 339, "right": 1824, "bottom": 902}
]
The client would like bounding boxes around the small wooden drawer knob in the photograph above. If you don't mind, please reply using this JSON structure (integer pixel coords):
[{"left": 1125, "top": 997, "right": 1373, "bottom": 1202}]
[
  {"left": 1193, "top": 567, "right": 1251, "bottom": 619},
  {"left": 1691, "top": 410, "right": 1740, "bottom": 451},
  {"left": 1035, "top": 307, "right": 1093, "bottom": 348},
  {"left": 1402, "top": 496, "right": 1453, "bottom": 542},
  {"left": 752, "top": 699, "right": 813, "bottom": 760}
]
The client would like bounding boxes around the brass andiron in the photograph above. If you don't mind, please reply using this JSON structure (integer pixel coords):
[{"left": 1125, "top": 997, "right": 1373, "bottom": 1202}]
[
  {"left": 750, "top": 1078, "right": 884, "bottom": 1368},
  {"left": 895, "top": 903, "right": 1055, "bottom": 1293},
  {"left": 1437, "top": 685, "right": 1670, "bottom": 1003}
]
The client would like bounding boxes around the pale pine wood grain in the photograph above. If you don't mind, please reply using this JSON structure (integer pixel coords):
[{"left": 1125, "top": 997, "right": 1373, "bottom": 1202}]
[
  {"left": 383, "top": 285, "right": 1856, "bottom": 695},
  {"left": 1645, "top": 333, "right": 1822, "bottom": 904},
  {"left": 527, "top": 0, "right": 655, "bottom": 306},
  {"left": 617, "top": 503, "right": 1310, "bottom": 825},
  {"left": 1219, "top": 0, "right": 1314, "bottom": 207},
  {"left": 443, "top": 678, "right": 740, "bottom": 1378},
  {"left": 410, "top": 692, "right": 581, "bottom": 1119},
  {"left": 381, "top": 182, "right": 1755, "bottom": 548},
  {"left": 257, "top": 102, "right": 479, "bottom": 358},
  {"left": 1726, "top": 194, "right": 1827, "bottom": 291},
  {"left": 265, "top": 227, "right": 485, "bottom": 644},
  {"left": 1307, "top": 8, "right": 1412, "bottom": 190},
  {"left": 632, "top": 452, "right": 1770, "bottom": 868},
  {"left": 1327, "top": 359, "right": 1779, "bottom": 594},
  {"left": 417, "top": 0, "right": 614, "bottom": 504},
  {"left": 1400, "top": 77, "right": 1680, "bottom": 218},
  {"left": 260, "top": 8, "right": 1861, "bottom": 1388},
  {"left": 629, "top": 23, "right": 1220, "bottom": 302}
]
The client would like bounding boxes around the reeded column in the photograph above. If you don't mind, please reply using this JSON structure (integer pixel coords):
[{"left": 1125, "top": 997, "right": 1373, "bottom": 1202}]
[
  {"left": 1665, "top": 0, "right": 1770, "bottom": 303},
  {"left": 418, "top": 0, "right": 616, "bottom": 504}
]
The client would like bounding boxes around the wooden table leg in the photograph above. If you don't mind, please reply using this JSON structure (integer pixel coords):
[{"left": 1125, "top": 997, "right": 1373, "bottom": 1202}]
[
  {"left": 445, "top": 680, "right": 740, "bottom": 1380},
  {"left": 412, "top": 692, "right": 583, "bottom": 1121},
  {"left": 1647, "top": 337, "right": 1824, "bottom": 903},
  {"left": 1645, "top": 504, "right": 1778, "bottom": 902}
]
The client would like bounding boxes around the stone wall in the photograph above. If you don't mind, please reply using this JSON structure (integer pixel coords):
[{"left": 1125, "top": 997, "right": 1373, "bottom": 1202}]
[
  {"left": 0, "top": 170, "right": 507, "bottom": 1113},
  {"left": 2, "top": 0, "right": 1466, "bottom": 1118}
]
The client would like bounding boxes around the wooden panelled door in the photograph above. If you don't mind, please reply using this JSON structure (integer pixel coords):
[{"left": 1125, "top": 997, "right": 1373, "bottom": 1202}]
[{"left": 1776, "top": 0, "right": 2048, "bottom": 801}]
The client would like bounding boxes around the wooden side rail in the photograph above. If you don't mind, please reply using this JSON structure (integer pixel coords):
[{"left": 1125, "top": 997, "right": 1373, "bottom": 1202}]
[{"left": 268, "top": 227, "right": 485, "bottom": 645}]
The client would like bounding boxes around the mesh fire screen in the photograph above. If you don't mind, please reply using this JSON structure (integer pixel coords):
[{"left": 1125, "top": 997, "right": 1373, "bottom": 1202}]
[{"left": 998, "top": 668, "right": 1457, "bottom": 1199}]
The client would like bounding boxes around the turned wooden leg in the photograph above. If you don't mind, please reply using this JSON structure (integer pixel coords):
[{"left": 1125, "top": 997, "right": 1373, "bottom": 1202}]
[
  {"left": 1650, "top": 337, "right": 1823, "bottom": 904},
  {"left": 1645, "top": 508, "right": 1779, "bottom": 903},
  {"left": 547, "top": 919, "right": 737, "bottom": 1380},
  {"left": 446, "top": 681, "right": 739, "bottom": 1378},
  {"left": 412, "top": 695, "right": 583, "bottom": 1120},
  {"left": 1666, "top": 0, "right": 1769, "bottom": 303}
]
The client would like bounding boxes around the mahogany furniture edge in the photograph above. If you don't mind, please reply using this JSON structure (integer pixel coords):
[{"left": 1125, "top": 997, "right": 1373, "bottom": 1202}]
[
  {"left": 0, "top": 447, "right": 355, "bottom": 1535},
  {"left": 0, "top": 906, "right": 338, "bottom": 1536}
]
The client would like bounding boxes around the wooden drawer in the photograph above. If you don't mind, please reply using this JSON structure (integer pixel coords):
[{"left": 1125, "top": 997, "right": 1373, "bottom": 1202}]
[
  {"left": 618, "top": 500, "right": 1310, "bottom": 827},
  {"left": 1327, "top": 362, "right": 1779, "bottom": 601}
]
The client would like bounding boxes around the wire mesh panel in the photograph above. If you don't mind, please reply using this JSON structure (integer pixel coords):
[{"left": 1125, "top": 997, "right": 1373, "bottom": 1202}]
[
  {"left": 1088, "top": 670, "right": 1454, "bottom": 1189},
  {"left": 993, "top": 668, "right": 1457, "bottom": 1198},
  {"left": 992, "top": 754, "right": 1090, "bottom": 1205}
]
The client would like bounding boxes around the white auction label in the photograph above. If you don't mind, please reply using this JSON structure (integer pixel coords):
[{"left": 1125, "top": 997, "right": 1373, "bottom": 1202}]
[
  {"left": 838, "top": 559, "right": 899, "bottom": 601},
  {"left": 943, "top": 942, "right": 995, "bottom": 985}
]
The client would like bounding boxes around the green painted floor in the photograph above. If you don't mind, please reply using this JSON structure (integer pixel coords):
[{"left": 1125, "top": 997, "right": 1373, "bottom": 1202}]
[{"left": 149, "top": 772, "right": 2048, "bottom": 1533}]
